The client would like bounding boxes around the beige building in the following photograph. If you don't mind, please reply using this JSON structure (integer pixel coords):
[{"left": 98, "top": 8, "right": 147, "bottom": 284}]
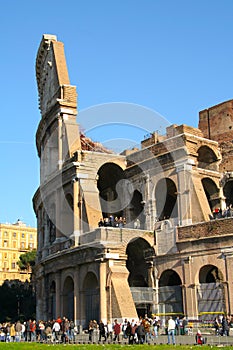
[
  {"left": 33, "top": 34, "right": 233, "bottom": 326},
  {"left": 0, "top": 220, "right": 37, "bottom": 285}
]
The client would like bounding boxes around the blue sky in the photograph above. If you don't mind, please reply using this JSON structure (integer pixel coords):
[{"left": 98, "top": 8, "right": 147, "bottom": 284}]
[{"left": 1, "top": 0, "right": 233, "bottom": 227}]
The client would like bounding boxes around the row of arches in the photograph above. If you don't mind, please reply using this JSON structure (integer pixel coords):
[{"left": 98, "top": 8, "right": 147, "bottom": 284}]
[
  {"left": 49, "top": 272, "right": 99, "bottom": 323},
  {"left": 97, "top": 161, "right": 233, "bottom": 224},
  {"left": 48, "top": 238, "right": 226, "bottom": 324}
]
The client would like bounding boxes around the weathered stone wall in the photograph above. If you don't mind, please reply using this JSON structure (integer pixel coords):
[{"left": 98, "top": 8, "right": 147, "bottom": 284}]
[{"left": 177, "top": 217, "right": 233, "bottom": 240}]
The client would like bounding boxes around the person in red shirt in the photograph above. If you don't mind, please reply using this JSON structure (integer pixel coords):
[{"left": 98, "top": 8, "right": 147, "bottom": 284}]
[
  {"left": 113, "top": 319, "right": 121, "bottom": 341},
  {"left": 30, "top": 320, "right": 37, "bottom": 342}
]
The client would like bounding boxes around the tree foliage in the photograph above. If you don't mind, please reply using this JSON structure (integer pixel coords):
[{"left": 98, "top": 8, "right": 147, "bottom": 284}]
[{"left": 17, "top": 249, "right": 37, "bottom": 271}]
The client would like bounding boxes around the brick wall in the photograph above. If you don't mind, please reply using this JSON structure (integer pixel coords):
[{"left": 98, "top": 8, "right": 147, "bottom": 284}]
[{"left": 177, "top": 217, "right": 233, "bottom": 240}]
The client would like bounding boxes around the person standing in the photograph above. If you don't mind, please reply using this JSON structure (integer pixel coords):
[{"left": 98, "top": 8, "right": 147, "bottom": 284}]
[
  {"left": 167, "top": 317, "right": 176, "bottom": 345},
  {"left": 113, "top": 319, "right": 121, "bottom": 342},
  {"left": 98, "top": 320, "right": 106, "bottom": 342}
]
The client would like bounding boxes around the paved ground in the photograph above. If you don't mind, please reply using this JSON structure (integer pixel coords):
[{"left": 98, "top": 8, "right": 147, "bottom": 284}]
[{"left": 73, "top": 333, "right": 233, "bottom": 346}]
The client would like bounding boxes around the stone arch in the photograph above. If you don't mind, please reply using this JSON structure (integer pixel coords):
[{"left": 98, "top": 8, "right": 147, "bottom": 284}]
[
  {"left": 197, "top": 145, "right": 218, "bottom": 170},
  {"left": 158, "top": 269, "right": 183, "bottom": 315},
  {"left": 49, "top": 280, "right": 56, "bottom": 320},
  {"left": 126, "top": 238, "right": 155, "bottom": 317},
  {"left": 83, "top": 272, "right": 99, "bottom": 326},
  {"left": 126, "top": 238, "right": 153, "bottom": 287},
  {"left": 201, "top": 178, "right": 220, "bottom": 211},
  {"left": 63, "top": 276, "right": 74, "bottom": 320},
  {"left": 97, "top": 162, "right": 126, "bottom": 220},
  {"left": 155, "top": 178, "right": 178, "bottom": 221},
  {"left": 48, "top": 203, "right": 56, "bottom": 243},
  {"left": 197, "top": 264, "right": 226, "bottom": 319}
]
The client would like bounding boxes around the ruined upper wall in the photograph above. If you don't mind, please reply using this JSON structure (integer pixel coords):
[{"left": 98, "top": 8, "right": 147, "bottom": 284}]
[
  {"left": 199, "top": 100, "right": 233, "bottom": 172},
  {"left": 198, "top": 99, "right": 233, "bottom": 142},
  {"left": 36, "top": 34, "right": 77, "bottom": 117}
]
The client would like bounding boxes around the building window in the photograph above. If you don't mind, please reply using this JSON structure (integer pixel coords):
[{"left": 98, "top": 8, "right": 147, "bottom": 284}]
[
  {"left": 13, "top": 253, "right": 16, "bottom": 259},
  {"left": 22, "top": 233, "right": 25, "bottom": 238},
  {"left": 29, "top": 234, "right": 33, "bottom": 239},
  {"left": 3, "top": 241, "right": 8, "bottom": 247},
  {"left": 21, "top": 242, "right": 25, "bottom": 249},
  {"left": 4, "top": 231, "right": 8, "bottom": 237},
  {"left": 13, "top": 232, "right": 16, "bottom": 238},
  {"left": 4, "top": 253, "right": 7, "bottom": 259},
  {"left": 11, "top": 262, "right": 16, "bottom": 269},
  {"left": 29, "top": 243, "right": 34, "bottom": 249}
]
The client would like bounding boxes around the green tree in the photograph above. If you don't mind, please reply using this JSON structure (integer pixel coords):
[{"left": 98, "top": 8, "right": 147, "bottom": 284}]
[{"left": 17, "top": 249, "right": 37, "bottom": 271}]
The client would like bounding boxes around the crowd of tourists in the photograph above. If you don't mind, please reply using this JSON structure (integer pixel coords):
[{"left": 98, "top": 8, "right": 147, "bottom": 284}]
[
  {"left": 213, "top": 315, "right": 232, "bottom": 336},
  {"left": 211, "top": 206, "right": 233, "bottom": 219},
  {"left": 0, "top": 317, "right": 76, "bottom": 343},
  {"left": 98, "top": 216, "right": 126, "bottom": 228},
  {"left": 88, "top": 315, "right": 162, "bottom": 344},
  {"left": 1, "top": 314, "right": 232, "bottom": 343}
]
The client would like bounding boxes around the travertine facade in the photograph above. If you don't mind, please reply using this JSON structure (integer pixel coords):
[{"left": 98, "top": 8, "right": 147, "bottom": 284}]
[
  {"left": 33, "top": 34, "right": 233, "bottom": 326},
  {"left": 0, "top": 220, "right": 37, "bottom": 285}
]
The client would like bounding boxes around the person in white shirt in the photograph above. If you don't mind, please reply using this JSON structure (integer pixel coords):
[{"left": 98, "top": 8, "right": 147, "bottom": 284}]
[{"left": 167, "top": 317, "right": 176, "bottom": 345}]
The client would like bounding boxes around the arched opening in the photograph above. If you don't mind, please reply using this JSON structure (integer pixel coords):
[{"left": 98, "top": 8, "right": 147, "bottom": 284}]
[
  {"left": 197, "top": 146, "right": 218, "bottom": 170},
  {"left": 63, "top": 276, "right": 74, "bottom": 321},
  {"left": 201, "top": 178, "right": 219, "bottom": 212},
  {"left": 223, "top": 180, "right": 233, "bottom": 208},
  {"left": 129, "top": 190, "right": 146, "bottom": 229},
  {"left": 159, "top": 269, "right": 183, "bottom": 316},
  {"left": 155, "top": 178, "right": 178, "bottom": 221},
  {"left": 49, "top": 281, "right": 56, "bottom": 320},
  {"left": 83, "top": 272, "right": 99, "bottom": 326},
  {"left": 126, "top": 238, "right": 155, "bottom": 317},
  {"left": 198, "top": 265, "right": 225, "bottom": 320},
  {"left": 48, "top": 204, "right": 56, "bottom": 243},
  {"left": 97, "top": 163, "right": 125, "bottom": 220}
]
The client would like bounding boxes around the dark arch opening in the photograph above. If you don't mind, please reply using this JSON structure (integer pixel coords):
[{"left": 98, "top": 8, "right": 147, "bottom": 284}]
[
  {"left": 83, "top": 272, "right": 99, "bottom": 326},
  {"left": 159, "top": 269, "right": 182, "bottom": 287},
  {"left": 197, "top": 146, "right": 218, "bottom": 170},
  {"left": 129, "top": 190, "right": 146, "bottom": 229},
  {"left": 126, "top": 238, "right": 152, "bottom": 287},
  {"left": 97, "top": 163, "right": 125, "bottom": 219},
  {"left": 158, "top": 269, "right": 183, "bottom": 315},
  {"left": 199, "top": 265, "right": 223, "bottom": 283},
  {"left": 155, "top": 178, "right": 178, "bottom": 221},
  {"left": 198, "top": 265, "right": 225, "bottom": 318},
  {"left": 63, "top": 276, "right": 74, "bottom": 321},
  {"left": 49, "top": 281, "right": 56, "bottom": 320}
]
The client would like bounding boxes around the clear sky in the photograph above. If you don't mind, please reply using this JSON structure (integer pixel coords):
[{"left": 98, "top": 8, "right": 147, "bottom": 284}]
[{"left": 1, "top": 0, "right": 233, "bottom": 227}]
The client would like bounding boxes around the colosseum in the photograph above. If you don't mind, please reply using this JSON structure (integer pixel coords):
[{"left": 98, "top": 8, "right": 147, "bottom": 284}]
[{"left": 33, "top": 34, "right": 233, "bottom": 327}]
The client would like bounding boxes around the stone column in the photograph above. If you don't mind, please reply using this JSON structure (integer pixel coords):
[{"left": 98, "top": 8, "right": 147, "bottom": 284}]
[
  {"left": 73, "top": 178, "right": 80, "bottom": 246},
  {"left": 56, "top": 189, "right": 62, "bottom": 239},
  {"left": 57, "top": 115, "right": 63, "bottom": 170},
  {"left": 99, "top": 260, "right": 107, "bottom": 323},
  {"left": 176, "top": 159, "right": 194, "bottom": 226},
  {"left": 221, "top": 249, "right": 233, "bottom": 315},
  {"left": 73, "top": 266, "right": 79, "bottom": 325},
  {"left": 182, "top": 256, "right": 199, "bottom": 319},
  {"left": 144, "top": 174, "right": 154, "bottom": 230}
]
